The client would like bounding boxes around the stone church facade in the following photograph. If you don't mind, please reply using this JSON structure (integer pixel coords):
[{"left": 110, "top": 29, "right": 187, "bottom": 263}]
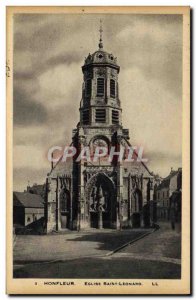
[{"left": 45, "top": 31, "right": 155, "bottom": 233}]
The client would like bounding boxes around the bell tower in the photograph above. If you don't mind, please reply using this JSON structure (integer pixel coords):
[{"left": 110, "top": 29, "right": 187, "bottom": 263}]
[{"left": 72, "top": 21, "right": 130, "bottom": 230}]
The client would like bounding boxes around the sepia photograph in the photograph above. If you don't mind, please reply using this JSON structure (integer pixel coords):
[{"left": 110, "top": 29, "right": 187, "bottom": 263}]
[{"left": 6, "top": 6, "right": 190, "bottom": 295}]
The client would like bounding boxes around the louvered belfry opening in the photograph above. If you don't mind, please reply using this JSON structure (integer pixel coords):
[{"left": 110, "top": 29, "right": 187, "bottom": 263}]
[
  {"left": 97, "top": 78, "right": 104, "bottom": 96},
  {"left": 95, "top": 109, "right": 106, "bottom": 123},
  {"left": 112, "top": 110, "right": 119, "bottom": 124},
  {"left": 110, "top": 79, "right": 115, "bottom": 97}
]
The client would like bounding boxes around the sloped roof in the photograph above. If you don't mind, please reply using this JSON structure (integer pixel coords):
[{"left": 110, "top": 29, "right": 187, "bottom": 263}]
[
  {"left": 157, "top": 171, "right": 179, "bottom": 190},
  {"left": 13, "top": 192, "right": 44, "bottom": 208},
  {"left": 28, "top": 184, "right": 45, "bottom": 197}
]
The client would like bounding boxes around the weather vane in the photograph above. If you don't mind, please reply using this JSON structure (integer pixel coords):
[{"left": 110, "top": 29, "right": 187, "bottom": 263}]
[{"left": 98, "top": 19, "right": 103, "bottom": 49}]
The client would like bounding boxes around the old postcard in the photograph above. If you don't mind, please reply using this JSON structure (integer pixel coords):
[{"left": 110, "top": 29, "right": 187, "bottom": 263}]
[{"left": 6, "top": 6, "right": 190, "bottom": 294}]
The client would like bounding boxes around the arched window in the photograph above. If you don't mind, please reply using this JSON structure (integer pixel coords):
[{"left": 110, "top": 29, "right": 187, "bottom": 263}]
[
  {"left": 97, "top": 78, "right": 104, "bottom": 96},
  {"left": 60, "top": 189, "right": 70, "bottom": 212},
  {"left": 110, "top": 79, "right": 115, "bottom": 97},
  {"left": 132, "top": 190, "right": 142, "bottom": 213}
]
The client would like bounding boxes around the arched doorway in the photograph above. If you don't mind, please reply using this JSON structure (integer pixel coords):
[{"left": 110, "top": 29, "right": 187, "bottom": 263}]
[
  {"left": 60, "top": 188, "right": 70, "bottom": 228},
  {"left": 131, "top": 189, "right": 142, "bottom": 228},
  {"left": 85, "top": 173, "right": 116, "bottom": 229}
]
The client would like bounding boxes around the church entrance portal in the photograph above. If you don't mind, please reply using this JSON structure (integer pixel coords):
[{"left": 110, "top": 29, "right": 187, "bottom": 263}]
[{"left": 87, "top": 173, "right": 116, "bottom": 229}]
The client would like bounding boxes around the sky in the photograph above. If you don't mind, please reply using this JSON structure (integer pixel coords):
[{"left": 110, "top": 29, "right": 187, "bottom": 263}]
[{"left": 13, "top": 13, "right": 182, "bottom": 191}]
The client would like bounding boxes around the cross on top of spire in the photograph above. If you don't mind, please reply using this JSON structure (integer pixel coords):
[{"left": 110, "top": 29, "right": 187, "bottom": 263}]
[{"left": 98, "top": 19, "right": 103, "bottom": 49}]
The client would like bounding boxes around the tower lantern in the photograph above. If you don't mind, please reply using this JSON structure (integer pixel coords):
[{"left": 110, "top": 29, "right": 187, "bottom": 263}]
[{"left": 80, "top": 21, "right": 121, "bottom": 128}]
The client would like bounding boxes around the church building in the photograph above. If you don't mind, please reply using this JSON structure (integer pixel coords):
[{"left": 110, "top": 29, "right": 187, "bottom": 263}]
[{"left": 44, "top": 25, "right": 155, "bottom": 233}]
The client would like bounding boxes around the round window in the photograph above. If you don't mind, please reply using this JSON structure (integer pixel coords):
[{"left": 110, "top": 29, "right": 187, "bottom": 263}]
[{"left": 98, "top": 54, "right": 103, "bottom": 59}]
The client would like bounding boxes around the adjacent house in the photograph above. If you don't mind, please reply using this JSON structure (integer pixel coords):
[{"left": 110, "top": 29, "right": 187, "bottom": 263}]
[
  {"left": 13, "top": 192, "right": 44, "bottom": 227},
  {"left": 156, "top": 168, "right": 182, "bottom": 221}
]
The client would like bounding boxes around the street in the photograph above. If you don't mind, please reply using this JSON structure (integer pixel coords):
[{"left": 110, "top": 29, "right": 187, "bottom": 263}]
[{"left": 14, "top": 223, "right": 181, "bottom": 279}]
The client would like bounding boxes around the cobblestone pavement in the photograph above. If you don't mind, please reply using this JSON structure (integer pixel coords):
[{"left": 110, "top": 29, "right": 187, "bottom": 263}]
[
  {"left": 13, "top": 223, "right": 181, "bottom": 279},
  {"left": 14, "top": 229, "right": 150, "bottom": 263}
]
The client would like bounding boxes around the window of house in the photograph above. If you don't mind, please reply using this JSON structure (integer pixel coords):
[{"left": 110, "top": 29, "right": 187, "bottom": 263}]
[
  {"left": 95, "top": 109, "right": 106, "bottom": 123},
  {"left": 110, "top": 79, "right": 115, "bottom": 97},
  {"left": 97, "top": 78, "right": 104, "bottom": 96},
  {"left": 82, "top": 110, "right": 90, "bottom": 125},
  {"left": 86, "top": 79, "right": 91, "bottom": 96},
  {"left": 112, "top": 110, "right": 119, "bottom": 124},
  {"left": 157, "top": 192, "right": 159, "bottom": 199}
]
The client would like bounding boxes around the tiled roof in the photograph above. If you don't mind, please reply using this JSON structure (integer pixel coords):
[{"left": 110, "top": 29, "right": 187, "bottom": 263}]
[{"left": 13, "top": 192, "right": 44, "bottom": 208}]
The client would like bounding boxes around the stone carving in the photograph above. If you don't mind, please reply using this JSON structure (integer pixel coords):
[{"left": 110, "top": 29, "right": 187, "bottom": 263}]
[
  {"left": 110, "top": 69, "right": 117, "bottom": 78},
  {"left": 84, "top": 172, "right": 115, "bottom": 200},
  {"left": 95, "top": 67, "right": 106, "bottom": 76},
  {"left": 78, "top": 135, "right": 87, "bottom": 146},
  {"left": 131, "top": 174, "right": 143, "bottom": 191}
]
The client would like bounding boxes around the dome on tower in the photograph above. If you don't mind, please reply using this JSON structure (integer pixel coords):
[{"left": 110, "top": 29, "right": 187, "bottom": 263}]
[{"left": 84, "top": 50, "right": 118, "bottom": 66}]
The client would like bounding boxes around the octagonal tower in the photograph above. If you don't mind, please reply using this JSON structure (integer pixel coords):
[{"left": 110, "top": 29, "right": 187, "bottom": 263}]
[
  {"left": 80, "top": 36, "right": 121, "bottom": 128},
  {"left": 71, "top": 24, "right": 130, "bottom": 230}
]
